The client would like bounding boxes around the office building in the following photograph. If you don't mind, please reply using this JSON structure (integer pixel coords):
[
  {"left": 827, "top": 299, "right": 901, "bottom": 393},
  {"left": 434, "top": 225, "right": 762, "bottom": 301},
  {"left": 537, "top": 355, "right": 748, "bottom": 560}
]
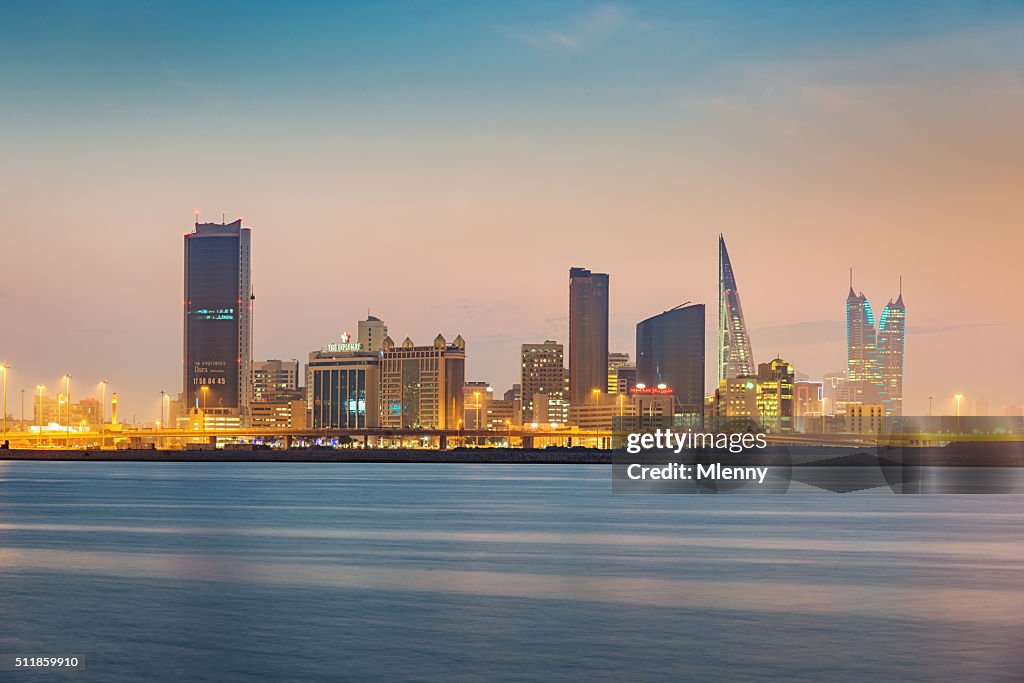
[
  {"left": 463, "top": 382, "right": 493, "bottom": 429},
  {"left": 308, "top": 334, "right": 381, "bottom": 429},
  {"left": 718, "top": 236, "right": 755, "bottom": 381},
  {"left": 250, "top": 401, "right": 308, "bottom": 430},
  {"left": 380, "top": 334, "right": 466, "bottom": 429},
  {"left": 607, "top": 352, "right": 630, "bottom": 393},
  {"left": 877, "top": 287, "right": 906, "bottom": 416},
  {"left": 521, "top": 340, "right": 565, "bottom": 423},
  {"left": 252, "top": 359, "right": 300, "bottom": 403},
  {"left": 569, "top": 267, "right": 609, "bottom": 405},
  {"left": 636, "top": 303, "right": 705, "bottom": 415},
  {"left": 756, "top": 358, "right": 795, "bottom": 431},
  {"left": 846, "top": 274, "right": 880, "bottom": 406},
  {"left": 183, "top": 219, "right": 253, "bottom": 423},
  {"left": 847, "top": 403, "right": 884, "bottom": 434},
  {"left": 614, "top": 364, "right": 637, "bottom": 395}
]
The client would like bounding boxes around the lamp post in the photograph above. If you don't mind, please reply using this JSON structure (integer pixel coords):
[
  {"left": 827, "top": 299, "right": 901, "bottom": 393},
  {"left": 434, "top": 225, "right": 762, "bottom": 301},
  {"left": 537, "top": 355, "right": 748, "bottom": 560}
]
[
  {"left": 1, "top": 362, "right": 9, "bottom": 440},
  {"left": 200, "top": 386, "right": 209, "bottom": 431}
]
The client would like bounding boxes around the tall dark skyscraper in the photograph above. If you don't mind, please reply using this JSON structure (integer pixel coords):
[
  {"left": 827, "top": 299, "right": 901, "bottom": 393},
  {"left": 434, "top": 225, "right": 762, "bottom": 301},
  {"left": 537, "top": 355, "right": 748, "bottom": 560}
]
[
  {"left": 568, "top": 267, "right": 609, "bottom": 405},
  {"left": 636, "top": 303, "right": 705, "bottom": 414},
  {"left": 183, "top": 219, "right": 253, "bottom": 421},
  {"left": 718, "top": 235, "right": 755, "bottom": 381}
]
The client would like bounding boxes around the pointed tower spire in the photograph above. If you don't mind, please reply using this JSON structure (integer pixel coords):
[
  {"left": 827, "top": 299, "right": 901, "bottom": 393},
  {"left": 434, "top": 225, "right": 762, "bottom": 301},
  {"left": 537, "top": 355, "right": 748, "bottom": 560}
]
[{"left": 718, "top": 235, "right": 755, "bottom": 382}]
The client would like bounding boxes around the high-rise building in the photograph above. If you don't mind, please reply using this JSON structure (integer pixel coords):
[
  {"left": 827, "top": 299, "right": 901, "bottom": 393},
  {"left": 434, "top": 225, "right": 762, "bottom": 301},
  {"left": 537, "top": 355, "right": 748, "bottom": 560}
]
[
  {"left": 846, "top": 274, "right": 905, "bottom": 416},
  {"left": 718, "top": 236, "right": 754, "bottom": 382},
  {"left": 877, "top": 287, "right": 906, "bottom": 416},
  {"left": 636, "top": 303, "right": 705, "bottom": 415},
  {"left": 521, "top": 341, "right": 565, "bottom": 422},
  {"left": 380, "top": 334, "right": 466, "bottom": 429},
  {"left": 846, "top": 275, "right": 880, "bottom": 406},
  {"left": 183, "top": 219, "right": 253, "bottom": 423},
  {"left": 252, "top": 359, "right": 300, "bottom": 403},
  {"left": 569, "top": 267, "right": 609, "bottom": 405}
]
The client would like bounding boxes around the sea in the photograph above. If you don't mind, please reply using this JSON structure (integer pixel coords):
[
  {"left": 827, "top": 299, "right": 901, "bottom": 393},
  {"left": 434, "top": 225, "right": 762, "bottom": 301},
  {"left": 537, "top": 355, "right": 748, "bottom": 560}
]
[{"left": 0, "top": 461, "right": 1021, "bottom": 682}]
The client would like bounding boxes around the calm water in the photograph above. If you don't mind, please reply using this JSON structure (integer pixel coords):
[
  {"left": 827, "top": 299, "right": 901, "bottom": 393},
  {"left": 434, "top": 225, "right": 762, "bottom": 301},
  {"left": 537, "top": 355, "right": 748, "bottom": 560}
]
[{"left": 1, "top": 462, "right": 1022, "bottom": 682}]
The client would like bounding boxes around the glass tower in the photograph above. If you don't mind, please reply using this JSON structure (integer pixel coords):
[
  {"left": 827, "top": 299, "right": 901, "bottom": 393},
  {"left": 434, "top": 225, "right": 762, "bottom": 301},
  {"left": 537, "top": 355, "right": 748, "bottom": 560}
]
[
  {"left": 718, "top": 236, "right": 755, "bottom": 382},
  {"left": 636, "top": 303, "right": 705, "bottom": 415},
  {"left": 569, "top": 267, "right": 610, "bottom": 405},
  {"left": 183, "top": 219, "right": 252, "bottom": 421},
  {"left": 877, "top": 288, "right": 906, "bottom": 416}
]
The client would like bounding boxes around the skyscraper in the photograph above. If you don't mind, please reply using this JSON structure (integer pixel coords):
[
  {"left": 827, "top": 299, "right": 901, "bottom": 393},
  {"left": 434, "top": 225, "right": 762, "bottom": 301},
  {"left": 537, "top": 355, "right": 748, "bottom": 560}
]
[
  {"left": 877, "top": 285, "right": 906, "bottom": 416},
  {"left": 718, "top": 235, "right": 755, "bottom": 381},
  {"left": 568, "top": 267, "right": 609, "bottom": 405},
  {"left": 636, "top": 303, "right": 705, "bottom": 414},
  {"left": 846, "top": 271, "right": 881, "bottom": 406},
  {"left": 846, "top": 274, "right": 905, "bottom": 416},
  {"left": 521, "top": 340, "right": 565, "bottom": 423},
  {"left": 183, "top": 219, "right": 252, "bottom": 422}
]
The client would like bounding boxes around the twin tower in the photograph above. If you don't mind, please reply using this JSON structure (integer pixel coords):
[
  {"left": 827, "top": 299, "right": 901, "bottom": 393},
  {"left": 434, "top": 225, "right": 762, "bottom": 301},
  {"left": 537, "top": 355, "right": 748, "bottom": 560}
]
[{"left": 718, "top": 235, "right": 906, "bottom": 416}]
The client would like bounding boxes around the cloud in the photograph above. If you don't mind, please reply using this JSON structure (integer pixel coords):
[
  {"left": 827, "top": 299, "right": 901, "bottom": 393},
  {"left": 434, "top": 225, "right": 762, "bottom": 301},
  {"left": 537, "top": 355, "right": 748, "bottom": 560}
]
[{"left": 502, "top": 4, "right": 641, "bottom": 52}]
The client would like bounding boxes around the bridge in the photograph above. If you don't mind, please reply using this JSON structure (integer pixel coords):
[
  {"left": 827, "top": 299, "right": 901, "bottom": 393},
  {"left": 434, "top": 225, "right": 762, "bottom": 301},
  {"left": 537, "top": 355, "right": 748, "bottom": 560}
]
[{"left": 2, "top": 425, "right": 1021, "bottom": 451}]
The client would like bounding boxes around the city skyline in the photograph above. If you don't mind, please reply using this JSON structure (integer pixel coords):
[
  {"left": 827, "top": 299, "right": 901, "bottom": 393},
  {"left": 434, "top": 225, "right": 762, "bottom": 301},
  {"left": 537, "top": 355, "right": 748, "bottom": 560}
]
[{"left": 1, "top": 2, "right": 1023, "bottom": 419}]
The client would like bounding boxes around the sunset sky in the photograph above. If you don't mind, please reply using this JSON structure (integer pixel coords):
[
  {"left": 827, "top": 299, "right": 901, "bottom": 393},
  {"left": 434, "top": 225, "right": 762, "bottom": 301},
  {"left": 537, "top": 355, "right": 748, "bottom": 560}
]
[{"left": 1, "top": 1, "right": 1022, "bottom": 420}]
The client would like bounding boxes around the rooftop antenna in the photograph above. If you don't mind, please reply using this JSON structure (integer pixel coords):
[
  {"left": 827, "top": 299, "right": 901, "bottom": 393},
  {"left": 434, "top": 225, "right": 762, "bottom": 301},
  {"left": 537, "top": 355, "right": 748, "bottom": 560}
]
[
  {"left": 222, "top": 211, "right": 226, "bottom": 224},
  {"left": 899, "top": 275, "right": 903, "bottom": 297},
  {"left": 849, "top": 267, "right": 853, "bottom": 289}
]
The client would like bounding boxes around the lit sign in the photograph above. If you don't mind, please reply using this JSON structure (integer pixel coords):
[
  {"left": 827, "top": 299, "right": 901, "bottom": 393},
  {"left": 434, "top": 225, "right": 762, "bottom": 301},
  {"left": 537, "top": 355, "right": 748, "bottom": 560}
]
[
  {"left": 327, "top": 342, "right": 363, "bottom": 352},
  {"left": 631, "top": 386, "right": 673, "bottom": 395}
]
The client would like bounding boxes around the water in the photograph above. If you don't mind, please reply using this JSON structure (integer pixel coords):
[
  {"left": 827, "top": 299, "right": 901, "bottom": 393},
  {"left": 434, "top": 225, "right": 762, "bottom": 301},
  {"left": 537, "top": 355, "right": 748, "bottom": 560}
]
[{"left": 0, "top": 461, "right": 1021, "bottom": 682}]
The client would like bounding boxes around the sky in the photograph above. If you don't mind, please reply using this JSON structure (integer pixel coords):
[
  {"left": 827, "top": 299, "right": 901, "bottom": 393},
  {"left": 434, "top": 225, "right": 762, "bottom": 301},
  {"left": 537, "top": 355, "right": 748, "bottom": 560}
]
[{"left": 1, "top": 1, "right": 1023, "bottom": 421}]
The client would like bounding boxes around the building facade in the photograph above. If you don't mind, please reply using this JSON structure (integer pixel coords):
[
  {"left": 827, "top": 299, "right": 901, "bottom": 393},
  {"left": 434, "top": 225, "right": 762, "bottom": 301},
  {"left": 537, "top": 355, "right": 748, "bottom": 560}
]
[
  {"left": 877, "top": 291, "right": 906, "bottom": 416},
  {"left": 252, "top": 359, "right": 300, "bottom": 403},
  {"left": 380, "top": 334, "right": 466, "bottom": 429},
  {"left": 568, "top": 267, "right": 609, "bottom": 405},
  {"left": 521, "top": 340, "right": 565, "bottom": 423},
  {"left": 636, "top": 303, "right": 706, "bottom": 416},
  {"left": 718, "top": 236, "right": 755, "bottom": 382},
  {"left": 308, "top": 347, "right": 381, "bottom": 429},
  {"left": 183, "top": 219, "right": 253, "bottom": 423}
]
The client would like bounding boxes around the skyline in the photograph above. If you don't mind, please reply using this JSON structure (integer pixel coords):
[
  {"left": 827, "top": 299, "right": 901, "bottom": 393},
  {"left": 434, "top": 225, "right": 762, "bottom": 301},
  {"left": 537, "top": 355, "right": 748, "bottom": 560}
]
[{"left": 1, "top": 2, "right": 1023, "bottom": 418}]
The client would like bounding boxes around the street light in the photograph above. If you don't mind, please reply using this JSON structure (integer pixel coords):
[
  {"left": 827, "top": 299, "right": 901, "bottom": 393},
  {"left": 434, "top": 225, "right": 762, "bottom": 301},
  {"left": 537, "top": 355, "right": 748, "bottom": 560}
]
[
  {"left": 591, "top": 388, "right": 600, "bottom": 406},
  {"left": 200, "top": 386, "right": 209, "bottom": 430}
]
